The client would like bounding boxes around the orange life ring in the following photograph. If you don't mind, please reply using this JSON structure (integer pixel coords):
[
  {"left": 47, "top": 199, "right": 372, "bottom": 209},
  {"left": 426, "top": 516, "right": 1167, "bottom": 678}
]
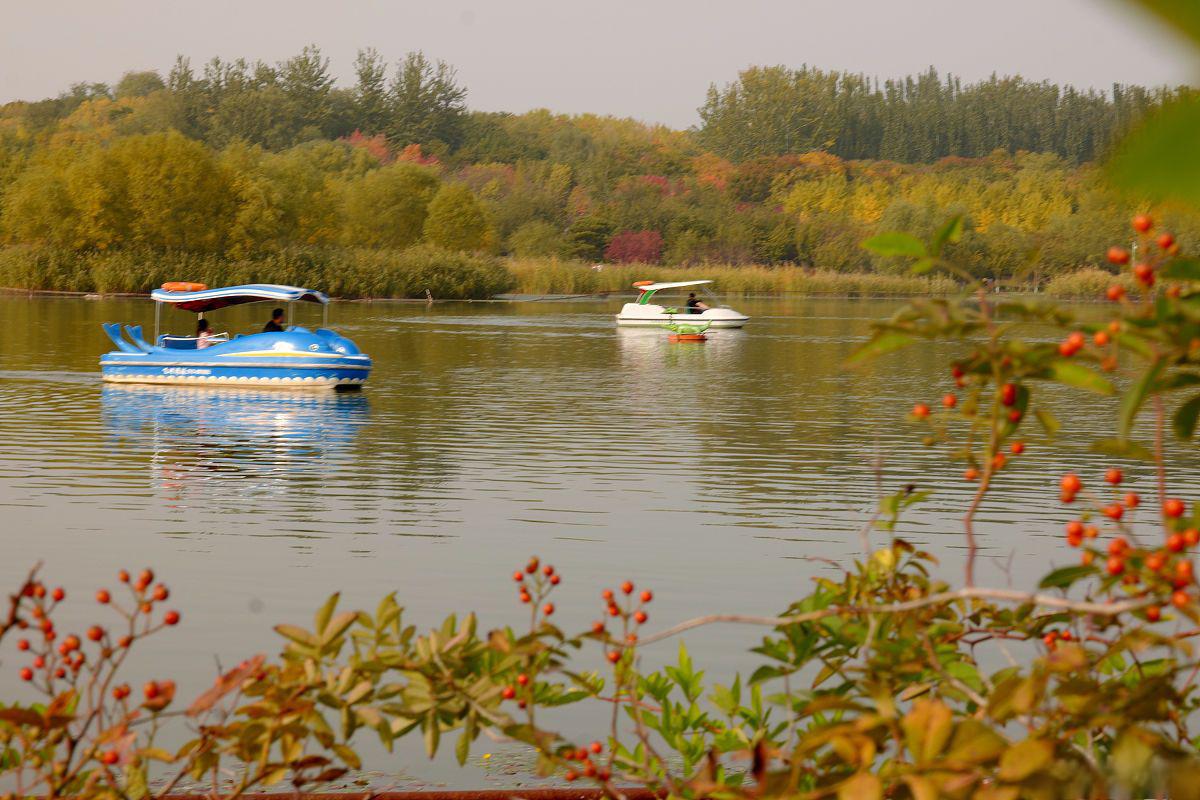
[
  {"left": 161, "top": 281, "right": 208, "bottom": 292},
  {"left": 632, "top": 280, "right": 655, "bottom": 288}
]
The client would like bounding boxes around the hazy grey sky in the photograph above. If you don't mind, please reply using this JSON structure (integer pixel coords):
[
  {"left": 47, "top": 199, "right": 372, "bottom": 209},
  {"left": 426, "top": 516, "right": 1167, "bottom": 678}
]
[{"left": 2, "top": 0, "right": 1196, "bottom": 128}]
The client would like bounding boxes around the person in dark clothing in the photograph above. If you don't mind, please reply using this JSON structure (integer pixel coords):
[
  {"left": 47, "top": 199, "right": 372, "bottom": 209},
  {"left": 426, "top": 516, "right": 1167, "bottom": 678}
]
[
  {"left": 686, "top": 293, "right": 710, "bottom": 313},
  {"left": 263, "top": 308, "right": 286, "bottom": 332}
]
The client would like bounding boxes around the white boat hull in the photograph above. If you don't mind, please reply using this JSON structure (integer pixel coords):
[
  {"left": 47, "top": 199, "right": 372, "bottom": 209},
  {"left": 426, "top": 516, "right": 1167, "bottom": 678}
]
[{"left": 616, "top": 303, "right": 749, "bottom": 328}]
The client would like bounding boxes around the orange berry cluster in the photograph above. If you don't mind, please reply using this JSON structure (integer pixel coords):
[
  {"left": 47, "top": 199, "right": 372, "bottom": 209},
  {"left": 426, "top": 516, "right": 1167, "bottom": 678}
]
[
  {"left": 561, "top": 740, "right": 610, "bottom": 783},
  {"left": 1059, "top": 471, "right": 1196, "bottom": 614},
  {"left": 15, "top": 568, "right": 180, "bottom": 692},
  {"left": 1105, "top": 215, "right": 1180, "bottom": 299}
]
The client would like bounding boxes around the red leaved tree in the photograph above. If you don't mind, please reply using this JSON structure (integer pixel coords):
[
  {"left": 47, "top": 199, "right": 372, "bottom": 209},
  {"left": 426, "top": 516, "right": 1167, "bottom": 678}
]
[{"left": 604, "top": 230, "right": 663, "bottom": 264}]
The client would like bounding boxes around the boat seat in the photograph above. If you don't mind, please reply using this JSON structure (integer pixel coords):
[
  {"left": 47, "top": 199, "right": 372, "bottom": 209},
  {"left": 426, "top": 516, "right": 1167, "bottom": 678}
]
[{"left": 160, "top": 336, "right": 200, "bottom": 350}]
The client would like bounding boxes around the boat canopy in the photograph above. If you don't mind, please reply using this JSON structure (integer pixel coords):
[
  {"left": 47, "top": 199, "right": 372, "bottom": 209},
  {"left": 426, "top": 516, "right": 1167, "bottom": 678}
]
[
  {"left": 150, "top": 284, "right": 330, "bottom": 313},
  {"left": 633, "top": 279, "right": 714, "bottom": 305},
  {"left": 634, "top": 280, "right": 713, "bottom": 292}
]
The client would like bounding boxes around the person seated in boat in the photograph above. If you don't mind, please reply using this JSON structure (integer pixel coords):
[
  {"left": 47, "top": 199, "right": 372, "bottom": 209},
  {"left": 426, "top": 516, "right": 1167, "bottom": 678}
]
[
  {"left": 263, "top": 308, "right": 286, "bottom": 332},
  {"left": 196, "top": 319, "right": 215, "bottom": 349},
  {"left": 686, "top": 293, "right": 710, "bottom": 314}
]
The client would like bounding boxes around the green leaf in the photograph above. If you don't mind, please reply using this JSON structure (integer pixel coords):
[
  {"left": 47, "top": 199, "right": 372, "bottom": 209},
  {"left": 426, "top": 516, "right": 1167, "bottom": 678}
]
[
  {"left": 1108, "top": 98, "right": 1200, "bottom": 209},
  {"left": 910, "top": 257, "right": 935, "bottom": 275},
  {"left": 1121, "top": 0, "right": 1200, "bottom": 48},
  {"left": 1091, "top": 438, "right": 1156, "bottom": 462},
  {"left": 1161, "top": 258, "right": 1200, "bottom": 281},
  {"left": 314, "top": 593, "right": 341, "bottom": 639},
  {"left": 274, "top": 624, "right": 318, "bottom": 647},
  {"left": 1174, "top": 394, "right": 1200, "bottom": 439},
  {"left": 845, "top": 331, "right": 916, "bottom": 367},
  {"left": 1038, "top": 565, "right": 1098, "bottom": 590},
  {"left": 1049, "top": 361, "right": 1115, "bottom": 395},
  {"left": 837, "top": 772, "right": 882, "bottom": 800},
  {"left": 1119, "top": 360, "right": 1165, "bottom": 438},
  {"left": 998, "top": 738, "right": 1054, "bottom": 782},
  {"left": 933, "top": 215, "right": 964, "bottom": 253},
  {"left": 1034, "top": 408, "right": 1060, "bottom": 438},
  {"left": 862, "top": 232, "right": 926, "bottom": 258}
]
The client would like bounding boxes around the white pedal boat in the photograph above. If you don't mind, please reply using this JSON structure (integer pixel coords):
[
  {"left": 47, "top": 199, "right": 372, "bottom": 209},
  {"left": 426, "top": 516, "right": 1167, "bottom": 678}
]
[{"left": 615, "top": 280, "right": 749, "bottom": 328}]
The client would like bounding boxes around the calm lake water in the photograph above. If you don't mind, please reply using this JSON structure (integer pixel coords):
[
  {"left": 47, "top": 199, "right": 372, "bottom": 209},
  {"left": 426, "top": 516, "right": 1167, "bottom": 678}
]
[{"left": 0, "top": 293, "right": 1196, "bottom": 787}]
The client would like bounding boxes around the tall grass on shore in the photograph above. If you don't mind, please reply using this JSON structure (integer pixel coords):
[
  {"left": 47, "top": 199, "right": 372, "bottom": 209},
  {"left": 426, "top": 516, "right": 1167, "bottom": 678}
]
[
  {"left": 3, "top": 245, "right": 1129, "bottom": 301},
  {"left": 504, "top": 259, "right": 958, "bottom": 297},
  {"left": 0, "top": 245, "right": 514, "bottom": 300}
]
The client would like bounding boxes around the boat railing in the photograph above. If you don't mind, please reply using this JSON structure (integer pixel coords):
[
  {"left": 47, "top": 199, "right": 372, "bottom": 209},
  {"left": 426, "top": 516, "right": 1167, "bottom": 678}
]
[{"left": 159, "top": 333, "right": 231, "bottom": 350}]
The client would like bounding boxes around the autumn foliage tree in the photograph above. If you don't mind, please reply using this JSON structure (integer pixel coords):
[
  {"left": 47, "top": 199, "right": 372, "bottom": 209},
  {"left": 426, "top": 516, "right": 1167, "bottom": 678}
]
[{"left": 604, "top": 230, "right": 664, "bottom": 264}]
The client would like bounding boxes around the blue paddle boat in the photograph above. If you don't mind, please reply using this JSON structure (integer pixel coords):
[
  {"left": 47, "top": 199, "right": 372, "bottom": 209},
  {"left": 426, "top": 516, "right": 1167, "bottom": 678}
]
[{"left": 100, "top": 284, "right": 372, "bottom": 389}]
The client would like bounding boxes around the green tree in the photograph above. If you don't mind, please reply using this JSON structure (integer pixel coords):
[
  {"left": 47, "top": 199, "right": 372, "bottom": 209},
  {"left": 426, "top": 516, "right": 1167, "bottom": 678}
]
[
  {"left": 342, "top": 162, "right": 440, "bottom": 248},
  {"left": 422, "top": 183, "right": 491, "bottom": 251},
  {"left": 114, "top": 71, "right": 165, "bottom": 99},
  {"left": 352, "top": 48, "right": 390, "bottom": 135},
  {"left": 508, "top": 220, "right": 564, "bottom": 257},
  {"left": 387, "top": 52, "right": 468, "bottom": 150}
]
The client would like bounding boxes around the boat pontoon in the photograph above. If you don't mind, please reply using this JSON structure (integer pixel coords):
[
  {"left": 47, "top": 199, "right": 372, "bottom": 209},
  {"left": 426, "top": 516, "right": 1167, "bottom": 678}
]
[
  {"left": 615, "top": 280, "right": 748, "bottom": 328},
  {"left": 99, "top": 284, "right": 372, "bottom": 389}
]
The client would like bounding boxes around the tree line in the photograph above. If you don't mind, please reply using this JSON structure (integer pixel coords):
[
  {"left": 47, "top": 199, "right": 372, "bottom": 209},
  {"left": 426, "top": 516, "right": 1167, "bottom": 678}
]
[{"left": 0, "top": 46, "right": 1195, "bottom": 295}]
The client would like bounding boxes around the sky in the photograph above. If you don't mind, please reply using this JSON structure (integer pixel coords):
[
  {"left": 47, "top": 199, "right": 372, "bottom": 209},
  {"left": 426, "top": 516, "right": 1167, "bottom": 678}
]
[{"left": 2, "top": 0, "right": 1197, "bottom": 129}]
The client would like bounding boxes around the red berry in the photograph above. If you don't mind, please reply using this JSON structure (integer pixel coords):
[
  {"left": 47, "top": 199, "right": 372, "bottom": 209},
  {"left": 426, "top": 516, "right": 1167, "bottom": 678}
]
[
  {"left": 590, "top": 741, "right": 603, "bottom": 754},
  {"left": 1164, "top": 498, "right": 1186, "bottom": 518},
  {"left": 1158, "top": 232, "right": 1175, "bottom": 249},
  {"left": 1066, "top": 521, "right": 1085, "bottom": 538},
  {"left": 1173, "top": 590, "right": 1190, "bottom": 608},
  {"left": 620, "top": 581, "right": 634, "bottom": 595},
  {"left": 152, "top": 585, "right": 169, "bottom": 601},
  {"left": 1104, "top": 504, "right": 1124, "bottom": 520},
  {"left": 118, "top": 635, "right": 132, "bottom": 648},
  {"left": 112, "top": 684, "right": 129, "bottom": 700},
  {"left": 1168, "top": 534, "right": 1185, "bottom": 553},
  {"left": 525, "top": 558, "right": 539, "bottom": 574},
  {"left": 102, "top": 751, "right": 119, "bottom": 766},
  {"left": 17, "top": 639, "right": 29, "bottom": 651},
  {"left": 512, "top": 571, "right": 523, "bottom": 582},
  {"left": 1185, "top": 528, "right": 1200, "bottom": 546},
  {"left": 1105, "top": 469, "right": 1123, "bottom": 486},
  {"left": 549, "top": 574, "right": 560, "bottom": 585},
  {"left": 87, "top": 626, "right": 103, "bottom": 642},
  {"left": 19, "top": 667, "right": 32, "bottom": 681},
  {"left": 1147, "top": 553, "right": 1166, "bottom": 572},
  {"left": 564, "top": 771, "right": 578, "bottom": 782},
  {"left": 1000, "top": 383, "right": 1017, "bottom": 406},
  {"left": 1108, "top": 537, "right": 1129, "bottom": 556},
  {"left": 542, "top": 564, "right": 554, "bottom": 576},
  {"left": 606, "top": 651, "right": 620, "bottom": 663},
  {"left": 1084, "top": 525, "right": 1099, "bottom": 539},
  {"left": 591, "top": 621, "right": 605, "bottom": 634},
  {"left": 640, "top": 590, "right": 653, "bottom": 602},
  {"left": 1107, "top": 556, "right": 1125, "bottom": 576},
  {"left": 1010, "top": 442, "right": 1025, "bottom": 455},
  {"left": 143, "top": 681, "right": 159, "bottom": 700},
  {"left": 1133, "top": 214, "right": 1153, "bottom": 233},
  {"left": 519, "top": 593, "right": 531, "bottom": 604},
  {"left": 542, "top": 603, "right": 554, "bottom": 616},
  {"left": 95, "top": 589, "right": 110, "bottom": 604},
  {"left": 942, "top": 394, "right": 957, "bottom": 408},
  {"left": 117, "top": 570, "right": 129, "bottom": 583},
  {"left": 1060, "top": 474, "right": 1082, "bottom": 494},
  {"left": 964, "top": 467, "right": 980, "bottom": 482},
  {"left": 1134, "top": 263, "right": 1155, "bottom": 286},
  {"left": 33, "top": 585, "right": 45, "bottom": 598},
  {"left": 601, "top": 589, "right": 614, "bottom": 601},
  {"left": 911, "top": 403, "right": 931, "bottom": 419},
  {"left": 163, "top": 610, "right": 180, "bottom": 626},
  {"left": 1147, "top": 605, "right": 1162, "bottom": 622},
  {"left": 33, "top": 656, "right": 45, "bottom": 668},
  {"left": 54, "top": 667, "right": 65, "bottom": 679},
  {"left": 1107, "top": 246, "right": 1130, "bottom": 265},
  {"left": 517, "top": 673, "right": 529, "bottom": 686},
  {"left": 51, "top": 588, "right": 64, "bottom": 602},
  {"left": 501, "top": 686, "right": 516, "bottom": 700},
  {"left": 1093, "top": 331, "right": 1110, "bottom": 347},
  {"left": 991, "top": 453, "right": 1007, "bottom": 470},
  {"left": 138, "top": 569, "right": 154, "bottom": 586},
  {"left": 633, "top": 611, "right": 647, "bottom": 624},
  {"left": 1177, "top": 561, "right": 1194, "bottom": 581},
  {"left": 608, "top": 604, "right": 620, "bottom": 617},
  {"left": 1107, "top": 284, "right": 1127, "bottom": 302},
  {"left": 1126, "top": 492, "right": 1141, "bottom": 508}
]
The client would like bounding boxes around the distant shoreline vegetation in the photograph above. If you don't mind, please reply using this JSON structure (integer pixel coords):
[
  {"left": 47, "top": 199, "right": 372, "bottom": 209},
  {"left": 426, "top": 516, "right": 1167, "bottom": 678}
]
[{"left": 0, "top": 47, "right": 1196, "bottom": 296}]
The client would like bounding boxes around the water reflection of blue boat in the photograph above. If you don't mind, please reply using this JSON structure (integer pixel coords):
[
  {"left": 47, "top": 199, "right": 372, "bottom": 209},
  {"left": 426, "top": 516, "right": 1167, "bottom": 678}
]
[
  {"left": 101, "top": 384, "right": 369, "bottom": 448},
  {"left": 99, "top": 284, "right": 371, "bottom": 389},
  {"left": 101, "top": 385, "right": 370, "bottom": 503}
]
